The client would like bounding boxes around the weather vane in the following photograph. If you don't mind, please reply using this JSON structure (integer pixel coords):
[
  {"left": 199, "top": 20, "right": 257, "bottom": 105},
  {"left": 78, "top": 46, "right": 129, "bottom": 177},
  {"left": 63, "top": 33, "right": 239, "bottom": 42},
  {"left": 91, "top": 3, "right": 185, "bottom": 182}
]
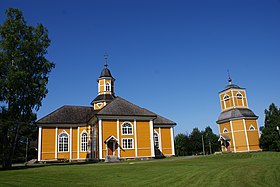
[
  {"left": 227, "top": 69, "right": 232, "bottom": 85},
  {"left": 104, "top": 53, "right": 108, "bottom": 68}
]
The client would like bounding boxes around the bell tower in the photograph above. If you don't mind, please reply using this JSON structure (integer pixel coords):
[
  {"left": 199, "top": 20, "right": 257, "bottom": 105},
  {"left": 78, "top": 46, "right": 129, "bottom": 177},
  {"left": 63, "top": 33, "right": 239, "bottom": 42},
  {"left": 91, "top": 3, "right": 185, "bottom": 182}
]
[
  {"left": 217, "top": 75, "right": 261, "bottom": 152},
  {"left": 91, "top": 55, "right": 116, "bottom": 110}
]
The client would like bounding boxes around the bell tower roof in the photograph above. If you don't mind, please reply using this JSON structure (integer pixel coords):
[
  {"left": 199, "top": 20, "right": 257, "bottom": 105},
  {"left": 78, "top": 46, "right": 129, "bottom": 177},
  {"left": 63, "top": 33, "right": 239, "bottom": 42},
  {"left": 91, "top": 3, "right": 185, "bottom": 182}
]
[{"left": 99, "top": 54, "right": 114, "bottom": 80}]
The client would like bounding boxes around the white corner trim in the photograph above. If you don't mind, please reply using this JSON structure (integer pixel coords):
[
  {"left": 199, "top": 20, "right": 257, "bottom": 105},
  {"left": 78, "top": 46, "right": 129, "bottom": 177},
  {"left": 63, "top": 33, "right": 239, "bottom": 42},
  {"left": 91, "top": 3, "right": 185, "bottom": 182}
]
[
  {"left": 170, "top": 127, "right": 175, "bottom": 155},
  {"left": 38, "top": 126, "right": 42, "bottom": 161},
  {"left": 150, "top": 120, "right": 155, "bottom": 157},
  {"left": 243, "top": 119, "right": 250, "bottom": 151},
  {"left": 70, "top": 127, "right": 72, "bottom": 160},
  {"left": 77, "top": 126, "right": 80, "bottom": 159},
  {"left": 134, "top": 119, "right": 138, "bottom": 157},
  {"left": 230, "top": 121, "right": 236, "bottom": 153},
  {"left": 117, "top": 119, "right": 120, "bottom": 158},
  {"left": 55, "top": 127, "right": 58, "bottom": 159},
  {"left": 98, "top": 119, "right": 103, "bottom": 159},
  {"left": 159, "top": 127, "right": 162, "bottom": 153}
]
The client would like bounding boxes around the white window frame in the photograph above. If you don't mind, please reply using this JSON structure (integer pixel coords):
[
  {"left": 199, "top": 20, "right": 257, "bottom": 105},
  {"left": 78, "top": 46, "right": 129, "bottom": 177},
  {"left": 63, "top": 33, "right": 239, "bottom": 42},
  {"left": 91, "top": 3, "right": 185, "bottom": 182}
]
[
  {"left": 121, "top": 122, "right": 133, "bottom": 135},
  {"left": 236, "top": 92, "right": 243, "bottom": 99},
  {"left": 154, "top": 131, "right": 159, "bottom": 148},
  {"left": 223, "top": 94, "right": 230, "bottom": 101},
  {"left": 105, "top": 82, "right": 111, "bottom": 92},
  {"left": 96, "top": 103, "right": 103, "bottom": 108},
  {"left": 249, "top": 125, "right": 255, "bottom": 131},
  {"left": 80, "top": 131, "right": 88, "bottom": 152},
  {"left": 58, "top": 130, "right": 69, "bottom": 152},
  {"left": 122, "top": 138, "right": 134, "bottom": 149},
  {"left": 223, "top": 128, "right": 229, "bottom": 133}
]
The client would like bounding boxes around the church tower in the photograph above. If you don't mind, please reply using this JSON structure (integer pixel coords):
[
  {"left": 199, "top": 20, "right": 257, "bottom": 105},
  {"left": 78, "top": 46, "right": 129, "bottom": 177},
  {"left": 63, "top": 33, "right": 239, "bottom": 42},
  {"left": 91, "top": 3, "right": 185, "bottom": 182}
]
[
  {"left": 216, "top": 76, "right": 261, "bottom": 152},
  {"left": 91, "top": 57, "right": 116, "bottom": 110}
]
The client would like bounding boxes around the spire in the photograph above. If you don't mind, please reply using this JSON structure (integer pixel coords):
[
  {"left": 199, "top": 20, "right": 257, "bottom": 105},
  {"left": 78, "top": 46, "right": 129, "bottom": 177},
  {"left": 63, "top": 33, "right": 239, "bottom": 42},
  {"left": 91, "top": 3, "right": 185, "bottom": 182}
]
[
  {"left": 227, "top": 69, "right": 232, "bottom": 85},
  {"left": 104, "top": 53, "right": 108, "bottom": 68}
]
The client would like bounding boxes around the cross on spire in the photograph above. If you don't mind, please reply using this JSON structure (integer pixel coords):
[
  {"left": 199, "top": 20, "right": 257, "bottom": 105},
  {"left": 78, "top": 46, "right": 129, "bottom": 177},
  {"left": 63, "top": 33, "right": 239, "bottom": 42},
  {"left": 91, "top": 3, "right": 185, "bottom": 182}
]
[
  {"left": 227, "top": 69, "right": 232, "bottom": 85},
  {"left": 104, "top": 53, "right": 108, "bottom": 68}
]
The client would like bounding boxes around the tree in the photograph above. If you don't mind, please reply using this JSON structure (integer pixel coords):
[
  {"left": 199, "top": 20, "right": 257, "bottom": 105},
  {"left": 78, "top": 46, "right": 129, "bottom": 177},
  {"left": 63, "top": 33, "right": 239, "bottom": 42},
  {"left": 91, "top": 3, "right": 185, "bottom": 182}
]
[
  {"left": 0, "top": 8, "right": 54, "bottom": 169},
  {"left": 189, "top": 128, "right": 203, "bottom": 155},
  {"left": 174, "top": 133, "right": 191, "bottom": 156},
  {"left": 259, "top": 103, "right": 280, "bottom": 151},
  {"left": 203, "top": 126, "right": 220, "bottom": 154}
]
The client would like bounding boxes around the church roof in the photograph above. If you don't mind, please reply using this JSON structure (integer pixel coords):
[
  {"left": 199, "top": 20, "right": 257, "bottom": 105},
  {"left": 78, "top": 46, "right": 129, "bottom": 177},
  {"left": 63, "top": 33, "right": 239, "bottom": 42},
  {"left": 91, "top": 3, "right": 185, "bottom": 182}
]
[
  {"left": 37, "top": 106, "right": 97, "bottom": 124},
  {"left": 90, "top": 94, "right": 116, "bottom": 105},
  {"left": 97, "top": 97, "right": 157, "bottom": 117},
  {"left": 219, "top": 84, "right": 245, "bottom": 93},
  {"left": 37, "top": 97, "right": 176, "bottom": 126},
  {"left": 216, "top": 108, "right": 258, "bottom": 124},
  {"left": 99, "top": 65, "right": 114, "bottom": 79}
]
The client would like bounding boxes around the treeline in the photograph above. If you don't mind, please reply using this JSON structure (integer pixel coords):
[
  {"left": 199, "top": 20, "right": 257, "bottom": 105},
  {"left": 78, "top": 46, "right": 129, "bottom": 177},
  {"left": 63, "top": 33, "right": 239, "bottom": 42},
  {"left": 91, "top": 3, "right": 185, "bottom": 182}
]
[{"left": 175, "top": 126, "right": 221, "bottom": 156}]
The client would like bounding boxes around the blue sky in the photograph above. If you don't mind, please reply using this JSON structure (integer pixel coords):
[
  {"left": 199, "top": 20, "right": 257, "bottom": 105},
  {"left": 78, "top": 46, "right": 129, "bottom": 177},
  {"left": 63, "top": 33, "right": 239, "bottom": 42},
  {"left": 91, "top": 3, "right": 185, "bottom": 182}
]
[{"left": 1, "top": 0, "right": 280, "bottom": 135}]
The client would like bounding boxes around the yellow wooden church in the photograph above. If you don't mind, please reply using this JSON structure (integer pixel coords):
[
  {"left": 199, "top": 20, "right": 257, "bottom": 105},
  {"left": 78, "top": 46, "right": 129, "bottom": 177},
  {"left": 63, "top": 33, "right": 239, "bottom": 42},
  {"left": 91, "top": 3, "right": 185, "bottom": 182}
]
[
  {"left": 37, "top": 63, "right": 176, "bottom": 161},
  {"left": 217, "top": 76, "right": 261, "bottom": 152}
]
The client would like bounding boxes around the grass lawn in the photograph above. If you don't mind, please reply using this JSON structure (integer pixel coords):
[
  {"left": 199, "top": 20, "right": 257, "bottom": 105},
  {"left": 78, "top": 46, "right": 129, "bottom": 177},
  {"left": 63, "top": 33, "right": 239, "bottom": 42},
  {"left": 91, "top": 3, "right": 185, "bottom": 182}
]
[{"left": 0, "top": 152, "right": 280, "bottom": 186}]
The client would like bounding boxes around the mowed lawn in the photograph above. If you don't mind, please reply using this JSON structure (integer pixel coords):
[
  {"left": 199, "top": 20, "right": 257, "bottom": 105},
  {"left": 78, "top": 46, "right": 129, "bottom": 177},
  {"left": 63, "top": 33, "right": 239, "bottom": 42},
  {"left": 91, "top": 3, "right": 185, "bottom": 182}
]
[{"left": 1, "top": 152, "right": 280, "bottom": 187}]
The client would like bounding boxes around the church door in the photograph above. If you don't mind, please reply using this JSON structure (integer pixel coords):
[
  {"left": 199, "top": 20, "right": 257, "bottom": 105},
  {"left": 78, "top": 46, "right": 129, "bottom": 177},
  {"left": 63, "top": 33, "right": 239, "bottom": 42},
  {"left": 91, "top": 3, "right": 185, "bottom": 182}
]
[{"left": 107, "top": 141, "right": 115, "bottom": 156}]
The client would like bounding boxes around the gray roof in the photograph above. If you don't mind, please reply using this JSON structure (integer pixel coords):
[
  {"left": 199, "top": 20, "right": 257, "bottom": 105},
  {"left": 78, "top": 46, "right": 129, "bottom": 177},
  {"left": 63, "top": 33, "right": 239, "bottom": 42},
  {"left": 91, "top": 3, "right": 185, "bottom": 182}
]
[
  {"left": 217, "top": 108, "right": 258, "bottom": 124},
  {"left": 97, "top": 97, "right": 157, "bottom": 117},
  {"left": 219, "top": 84, "right": 245, "bottom": 93},
  {"left": 154, "top": 114, "right": 176, "bottom": 125},
  {"left": 37, "top": 106, "right": 97, "bottom": 124},
  {"left": 37, "top": 97, "right": 176, "bottom": 126},
  {"left": 90, "top": 94, "right": 116, "bottom": 105},
  {"left": 99, "top": 65, "right": 114, "bottom": 79}
]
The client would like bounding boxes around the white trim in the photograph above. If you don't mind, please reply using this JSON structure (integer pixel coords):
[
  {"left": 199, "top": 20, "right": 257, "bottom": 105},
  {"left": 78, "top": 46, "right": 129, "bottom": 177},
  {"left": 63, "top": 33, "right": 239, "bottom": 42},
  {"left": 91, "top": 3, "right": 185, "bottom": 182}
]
[
  {"left": 70, "top": 127, "right": 72, "bottom": 160},
  {"left": 58, "top": 130, "right": 70, "bottom": 152},
  {"left": 244, "top": 90, "right": 247, "bottom": 107},
  {"left": 97, "top": 115, "right": 156, "bottom": 120},
  {"left": 55, "top": 127, "right": 58, "bottom": 159},
  {"left": 150, "top": 120, "right": 155, "bottom": 157},
  {"left": 249, "top": 124, "right": 256, "bottom": 131},
  {"left": 80, "top": 130, "right": 89, "bottom": 152},
  {"left": 121, "top": 121, "right": 133, "bottom": 135},
  {"left": 256, "top": 120, "right": 261, "bottom": 138},
  {"left": 170, "top": 127, "right": 175, "bottom": 155},
  {"left": 38, "top": 126, "right": 42, "bottom": 161},
  {"left": 77, "top": 126, "right": 80, "bottom": 159},
  {"left": 121, "top": 138, "right": 134, "bottom": 149},
  {"left": 159, "top": 127, "right": 162, "bottom": 153},
  {"left": 134, "top": 119, "right": 138, "bottom": 157},
  {"left": 230, "top": 121, "right": 236, "bottom": 153},
  {"left": 98, "top": 119, "right": 103, "bottom": 159},
  {"left": 231, "top": 90, "right": 235, "bottom": 107},
  {"left": 243, "top": 119, "right": 250, "bottom": 151},
  {"left": 223, "top": 128, "right": 229, "bottom": 133},
  {"left": 117, "top": 119, "right": 120, "bottom": 158}
]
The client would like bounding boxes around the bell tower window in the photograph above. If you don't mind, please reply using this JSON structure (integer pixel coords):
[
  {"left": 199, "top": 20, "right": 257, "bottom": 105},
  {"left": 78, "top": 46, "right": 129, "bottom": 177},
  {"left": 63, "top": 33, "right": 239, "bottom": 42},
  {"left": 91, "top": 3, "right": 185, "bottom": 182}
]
[
  {"left": 237, "top": 92, "right": 242, "bottom": 99},
  {"left": 106, "top": 82, "right": 111, "bottom": 92},
  {"left": 224, "top": 94, "right": 230, "bottom": 101}
]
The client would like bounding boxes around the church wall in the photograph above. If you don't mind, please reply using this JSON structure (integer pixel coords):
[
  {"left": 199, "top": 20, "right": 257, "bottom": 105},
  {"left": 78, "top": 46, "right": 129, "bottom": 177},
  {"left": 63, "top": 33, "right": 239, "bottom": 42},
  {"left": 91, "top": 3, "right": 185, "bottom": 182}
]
[
  {"left": 161, "top": 127, "right": 172, "bottom": 155},
  {"left": 102, "top": 120, "right": 118, "bottom": 158},
  {"left": 135, "top": 121, "right": 151, "bottom": 157},
  {"left": 42, "top": 127, "right": 55, "bottom": 160},
  {"left": 232, "top": 120, "right": 244, "bottom": 131},
  {"left": 57, "top": 128, "right": 70, "bottom": 160},
  {"left": 72, "top": 128, "right": 77, "bottom": 159},
  {"left": 233, "top": 131, "right": 247, "bottom": 151}
]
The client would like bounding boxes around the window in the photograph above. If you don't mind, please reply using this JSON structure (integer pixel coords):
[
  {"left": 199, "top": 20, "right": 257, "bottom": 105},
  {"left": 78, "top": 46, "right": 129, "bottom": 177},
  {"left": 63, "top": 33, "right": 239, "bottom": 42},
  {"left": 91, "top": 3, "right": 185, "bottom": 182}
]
[
  {"left": 249, "top": 125, "right": 255, "bottom": 131},
  {"left": 122, "top": 122, "right": 133, "bottom": 135},
  {"left": 236, "top": 92, "right": 242, "bottom": 99},
  {"left": 97, "top": 103, "right": 103, "bottom": 108},
  {"left": 122, "top": 138, "right": 133, "bottom": 149},
  {"left": 154, "top": 131, "right": 159, "bottom": 148},
  {"left": 223, "top": 94, "right": 230, "bottom": 101},
  {"left": 58, "top": 132, "right": 69, "bottom": 152},
  {"left": 223, "top": 128, "right": 228, "bottom": 133},
  {"left": 105, "top": 82, "right": 111, "bottom": 91},
  {"left": 81, "top": 132, "right": 88, "bottom": 152}
]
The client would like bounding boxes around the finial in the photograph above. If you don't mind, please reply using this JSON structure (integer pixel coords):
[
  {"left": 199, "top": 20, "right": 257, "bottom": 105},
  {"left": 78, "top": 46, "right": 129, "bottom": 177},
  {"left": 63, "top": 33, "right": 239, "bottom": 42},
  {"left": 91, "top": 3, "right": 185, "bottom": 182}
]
[
  {"left": 227, "top": 69, "right": 232, "bottom": 85},
  {"left": 104, "top": 53, "right": 108, "bottom": 68}
]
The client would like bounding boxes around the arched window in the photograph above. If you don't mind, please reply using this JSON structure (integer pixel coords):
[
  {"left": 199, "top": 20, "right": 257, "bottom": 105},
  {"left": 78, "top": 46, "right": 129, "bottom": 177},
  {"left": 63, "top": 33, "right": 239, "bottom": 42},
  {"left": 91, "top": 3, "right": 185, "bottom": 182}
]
[
  {"left": 154, "top": 131, "right": 159, "bottom": 148},
  {"left": 249, "top": 125, "right": 255, "bottom": 131},
  {"left": 236, "top": 92, "right": 242, "bottom": 99},
  {"left": 122, "top": 122, "right": 133, "bottom": 135},
  {"left": 58, "top": 131, "right": 69, "bottom": 152},
  {"left": 223, "top": 94, "right": 230, "bottom": 101},
  {"left": 223, "top": 128, "right": 229, "bottom": 133},
  {"left": 105, "top": 82, "right": 111, "bottom": 91},
  {"left": 81, "top": 132, "right": 88, "bottom": 152}
]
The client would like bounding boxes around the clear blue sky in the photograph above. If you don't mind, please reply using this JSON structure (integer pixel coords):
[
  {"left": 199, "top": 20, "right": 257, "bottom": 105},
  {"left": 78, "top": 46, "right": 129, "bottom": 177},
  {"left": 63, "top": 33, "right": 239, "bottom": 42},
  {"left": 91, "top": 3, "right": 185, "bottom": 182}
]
[{"left": 1, "top": 0, "right": 280, "bottom": 135}]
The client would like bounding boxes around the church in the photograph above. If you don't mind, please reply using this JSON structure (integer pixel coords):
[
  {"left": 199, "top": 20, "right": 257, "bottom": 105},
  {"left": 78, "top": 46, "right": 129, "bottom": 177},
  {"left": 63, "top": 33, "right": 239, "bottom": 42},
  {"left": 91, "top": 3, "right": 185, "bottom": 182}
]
[
  {"left": 37, "top": 62, "right": 176, "bottom": 161},
  {"left": 217, "top": 76, "right": 261, "bottom": 152}
]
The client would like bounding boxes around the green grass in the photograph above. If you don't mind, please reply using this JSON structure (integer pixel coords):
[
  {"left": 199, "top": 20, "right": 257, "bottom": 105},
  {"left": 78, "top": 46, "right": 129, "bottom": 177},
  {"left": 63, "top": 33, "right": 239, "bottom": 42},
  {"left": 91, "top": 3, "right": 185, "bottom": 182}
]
[{"left": 1, "top": 152, "right": 280, "bottom": 186}]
